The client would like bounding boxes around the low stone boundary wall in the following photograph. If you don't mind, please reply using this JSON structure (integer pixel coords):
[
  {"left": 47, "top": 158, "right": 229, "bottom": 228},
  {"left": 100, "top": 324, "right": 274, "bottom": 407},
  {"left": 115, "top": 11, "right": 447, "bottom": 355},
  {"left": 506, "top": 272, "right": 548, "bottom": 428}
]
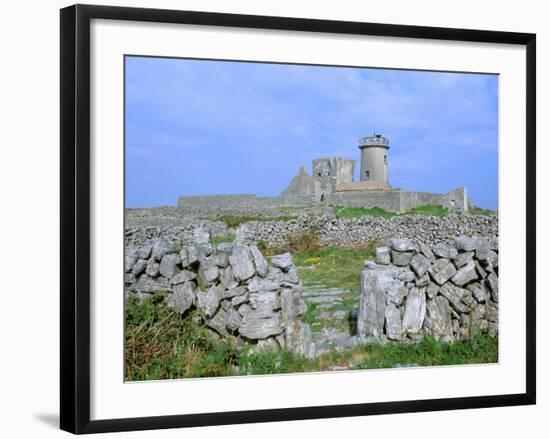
[
  {"left": 125, "top": 228, "right": 315, "bottom": 357},
  {"left": 357, "top": 236, "right": 499, "bottom": 342},
  {"left": 237, "top": 214, "right": 498, "bottom": 248}
]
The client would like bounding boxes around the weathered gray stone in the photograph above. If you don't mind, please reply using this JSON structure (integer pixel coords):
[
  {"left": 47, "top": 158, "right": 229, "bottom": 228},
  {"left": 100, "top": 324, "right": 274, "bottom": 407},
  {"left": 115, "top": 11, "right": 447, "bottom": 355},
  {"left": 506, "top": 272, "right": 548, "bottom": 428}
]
[
  {"left": 455, "top": 236, "right": 486, "bottom": 252},
  {"left": 247, "top": 276, "right": 280, "bottom": 293},
  {"left": 249, "top": 245, "right": 269, "bottom": 277},
  {"left": 210, "top": 253, "right": 229, "bottom": 268},
  {"left": 425, "top": 296, "right": 453, "bottom": 341},
  {"left": 398, "top": 269, "right": 415, "bottom": 282},
  {"left": 239, "top": 312, "right": 283, "bottom": 340},
  {"left": 159, "top": 253, "right": 181, "bottom": 279},
  {"left": 249, "top": 291, "right": 280, "bottom": 311},
  {"left": 283, "top": 320, "right": 315, "bottom": 358},
  {"left": 138, "top": 244, "right": 152, "bottom": 260},
  {"left": 216, "top": 242, "right": 234, "bottom": 253},
  {"left": 220, "top": 266, "right": 238, "bottom": 290},
  {"left": 229, "top": 245, "right": 256, "bottom": 281},
  {"left": 170, "top": 269, "right": 197, "bottom": 285},
  {"left": 125, "top": 248, "right": 139, "bottom": 272},
  {"left": 451, "top": 261, "right": 478, "bottom": 286},
  {"left": 486, "top": 272, "right": 499, "bottom": 302},
  {"left": 281, "top": 267, "right": 300, "bottom": 285},
  {"left": 432, "top": 243, "right": 458, "bottom": 259},
  {"left": 439, "top": 283, "right": 469, "bottom": 313},
  {"left": 132, "top": 258, "right": 147, "bottom": 276},
  {"left": 224, "top": 308, "right": 242, "bottom": 331},
  {"left": 198, "top": 260, "right": 220, "bottom": 285},
  {"left": 419, "top": 242, "right": 435, "bottom": 260},
  {"left": 476, "top": 248, "right": 498, "bottom": 267},
  {"left": 222, "top": 285, "right": 247, "bottom": 299},
  {"left": 385, "top": 303, "right": 402, "bottom": 340},
  {"left": 386, "top": 284, "right": 408, "bottom": 306},
  {"left": 428, "top": 258, "right": 457, "bottom": 285},
  {"left": 271, "top": 252, "right": 294, "bottom": 271},
  {"left": 134, "top": 275, "right": 172, "bottom": 294},
  {"left": 454, "top": 251, "right": 474, "bottom": 269},
  {"left": 152, "top": 239, "right": 172, "bottom": 261},
  {"left": 196, "top": 285, "right": 222, "bottom": 317},
  {"left": 467, "top": 282, "right": 489, "bottom": 303},
  {"left": 487, "top": 237, "right": 499, "bottom": 251},
  {"left": 416, "top": 273, "right": 430, "bottom": 287},
  {"left": 206, "top": 308, "right": 228, "bottom": 337},
  {"left": 402, "top": 287, "right": 426, "bottom": 335},
  {"left": 475, "top": 260, "right": 488, "bottom": 278},
  {"left": 166, "top": 281, "right": 196, "bottom": 314},
  {"left": 426, "top": 282, "right": 439, "bottom": 299},
  {"left": 179, "top": 248, "right": 190, "bottom": 268},
  {"left": 145, "top": 259, "right": 160, "bottom": 278},
  {"left": 486, "top": 301, "right": 498, "bottom": 322},
  {"left": 186, "top": 245, "right": 200, "bottom": 266},
  {"left": 231, "top": 294, "right": 249, "bottom": 307},
  {"left": 391, "top": 250, "right": 413, "bottom": 267},
  {"left": 389, "top": 238, "right": 417, "bottom": 252},
  {"left": 375, "top": 246, "right": 391, "bottom": 265},
  {"left": 357, "top": 268, "right": 390, "bottom": 338},
  {"left": 410, "top": 254, "right": 430, "bottom": 277},
  {"left": 238, "top": 303, "right": 252, "bottom": 316}
]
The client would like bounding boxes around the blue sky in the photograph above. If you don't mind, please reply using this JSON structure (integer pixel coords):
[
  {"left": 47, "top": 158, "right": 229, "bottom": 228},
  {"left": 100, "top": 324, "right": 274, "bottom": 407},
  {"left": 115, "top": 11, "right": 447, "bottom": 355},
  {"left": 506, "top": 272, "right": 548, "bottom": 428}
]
[{"left": 125, "top": 56, "right": 498, "bottom": 209}]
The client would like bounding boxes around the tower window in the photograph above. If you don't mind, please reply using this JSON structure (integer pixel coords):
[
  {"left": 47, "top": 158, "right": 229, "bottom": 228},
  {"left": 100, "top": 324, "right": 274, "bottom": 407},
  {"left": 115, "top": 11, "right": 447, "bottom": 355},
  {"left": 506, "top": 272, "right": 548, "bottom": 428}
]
[
  {"left": 365, "top": 170, "right": 370, "bottom": 179},
  {"left": 384, "top": 155, "right": 387, "bottom": 164}
]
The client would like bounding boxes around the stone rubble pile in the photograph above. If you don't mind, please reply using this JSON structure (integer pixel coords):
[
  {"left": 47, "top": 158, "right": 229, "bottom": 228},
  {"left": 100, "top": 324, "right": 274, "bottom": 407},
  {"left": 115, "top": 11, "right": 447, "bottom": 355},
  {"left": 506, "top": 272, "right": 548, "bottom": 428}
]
[
  {"left": 358, "top": 236, "right": 499, "bottom": 342},
  {"left": 125, "top": 228, "right": 315, "bottom": 357}
]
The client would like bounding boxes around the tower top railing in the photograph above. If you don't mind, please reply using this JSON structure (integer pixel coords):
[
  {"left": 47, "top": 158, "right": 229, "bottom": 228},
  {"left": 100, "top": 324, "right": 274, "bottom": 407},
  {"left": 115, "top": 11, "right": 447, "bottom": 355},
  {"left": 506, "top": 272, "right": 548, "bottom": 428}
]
[{"left": 359, "top": 134, "right": 390, "bottom": 148}]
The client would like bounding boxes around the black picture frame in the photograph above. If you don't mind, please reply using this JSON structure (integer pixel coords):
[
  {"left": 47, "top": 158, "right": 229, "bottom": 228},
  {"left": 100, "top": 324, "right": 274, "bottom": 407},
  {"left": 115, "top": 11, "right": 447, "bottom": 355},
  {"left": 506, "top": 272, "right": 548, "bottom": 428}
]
[{"left": 60, "top": 4, "right": 536, "bottom": 434}]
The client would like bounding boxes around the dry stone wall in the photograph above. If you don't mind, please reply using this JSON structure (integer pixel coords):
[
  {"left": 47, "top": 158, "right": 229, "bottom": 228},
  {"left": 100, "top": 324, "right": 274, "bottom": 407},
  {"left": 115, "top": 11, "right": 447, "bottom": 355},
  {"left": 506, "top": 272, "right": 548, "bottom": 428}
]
[
  {"left": 125, "top": 227, "right": 315, "bottom": 357},
  {"left": 357, "top": 236, "right": 499, "bottom": 342},
  {"left": 237, "top": 214, "right": 498, "bottom": 248}
]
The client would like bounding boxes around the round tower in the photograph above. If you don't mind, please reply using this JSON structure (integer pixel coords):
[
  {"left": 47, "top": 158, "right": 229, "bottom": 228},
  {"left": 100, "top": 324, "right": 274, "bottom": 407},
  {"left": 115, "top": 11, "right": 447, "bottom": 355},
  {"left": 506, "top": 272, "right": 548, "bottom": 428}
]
[{"left": 358, "top": 134, "right": 390, "bottom": 185}]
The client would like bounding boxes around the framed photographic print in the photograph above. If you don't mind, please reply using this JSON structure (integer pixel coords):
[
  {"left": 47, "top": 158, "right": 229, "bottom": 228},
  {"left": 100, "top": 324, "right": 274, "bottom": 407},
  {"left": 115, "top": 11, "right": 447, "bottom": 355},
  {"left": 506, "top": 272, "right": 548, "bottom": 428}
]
[{"left": 60, "top": 4, "right": 536, "bottom": 434}]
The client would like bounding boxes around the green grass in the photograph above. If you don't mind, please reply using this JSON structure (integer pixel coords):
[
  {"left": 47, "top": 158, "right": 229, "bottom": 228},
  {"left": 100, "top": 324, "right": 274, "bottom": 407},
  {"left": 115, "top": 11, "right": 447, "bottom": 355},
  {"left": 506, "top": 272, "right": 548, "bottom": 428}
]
[
  {"left": 405, "top": 204, "right": 449, "bottom": 216},
  {"left": 213, "top": 214, "right": 296, "bottom": 228},
  {"left": 212, "top": 233, "right": 236, "bottom": 245},
  {"left": 353, "top": 331, "right": 498, "bottom": 369},
  {"left": 125, "top": 294, "right": 498, "bottom": 380},
  {"left": 469, "top": 206, "right": 497, "bottom": 216},
  {"left": 292, "top": 245, "right": 377, "bottom": 294}
]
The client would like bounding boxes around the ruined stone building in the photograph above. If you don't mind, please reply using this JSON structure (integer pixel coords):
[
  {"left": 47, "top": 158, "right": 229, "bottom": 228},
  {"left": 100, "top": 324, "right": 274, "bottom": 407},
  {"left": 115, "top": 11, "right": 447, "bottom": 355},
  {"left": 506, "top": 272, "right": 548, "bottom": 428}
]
[{"left": 178, "top": 134, "right": 468, "bottom": 213}]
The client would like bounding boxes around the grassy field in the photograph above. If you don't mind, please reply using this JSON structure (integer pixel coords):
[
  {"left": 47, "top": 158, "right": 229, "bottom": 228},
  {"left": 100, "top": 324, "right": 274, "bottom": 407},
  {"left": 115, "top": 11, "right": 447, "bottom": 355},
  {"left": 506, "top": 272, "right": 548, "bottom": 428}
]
[{"left": 125, "top": 294, "right": 498, "bottom": 381}]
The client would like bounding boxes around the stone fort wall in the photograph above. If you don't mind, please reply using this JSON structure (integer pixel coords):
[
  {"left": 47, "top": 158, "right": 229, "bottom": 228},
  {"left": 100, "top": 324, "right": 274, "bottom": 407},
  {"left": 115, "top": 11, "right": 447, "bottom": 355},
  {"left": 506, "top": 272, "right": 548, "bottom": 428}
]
[{"left": 177, "top": 187, "right": 468, "bottom": 213}]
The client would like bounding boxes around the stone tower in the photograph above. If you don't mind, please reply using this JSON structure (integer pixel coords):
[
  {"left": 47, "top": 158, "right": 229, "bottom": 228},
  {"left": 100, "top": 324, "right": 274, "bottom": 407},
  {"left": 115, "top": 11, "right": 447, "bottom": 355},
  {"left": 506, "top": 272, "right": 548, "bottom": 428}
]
[{"left": 358, "top": 134, "right": 390, "bottom": 186}]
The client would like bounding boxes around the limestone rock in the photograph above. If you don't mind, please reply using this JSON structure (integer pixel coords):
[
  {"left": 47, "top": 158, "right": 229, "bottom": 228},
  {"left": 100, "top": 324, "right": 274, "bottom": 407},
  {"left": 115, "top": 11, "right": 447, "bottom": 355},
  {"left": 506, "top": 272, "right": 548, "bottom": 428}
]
[
  {"left": 271, "top": 253, "right": 294, "bottom": 271},
  {"left": 357, "top": 268, "right": 392, "bottom": 338},
  {"left": 451, "top": 261, "right": 478, "bottom": 286},
  {"left": 385, "top": 303, "right": 402, "bottom": 340},
  {"left": 224, "top": 308, "right": 242, "bottom": 332},
  {"left": 425, "top": 296, "right": 453, "bottom": 341},
  {"left": 455, "top": 236, "right": 486, "bottom": 252},
  {"left": 145, "top": 258, "right": 160, "bottom": 278},
  {"left": 125, "top": 248, "right": 139, "bottom": 272},
  {"left": 229, "top": 245, "right": 256, "bottom": 281},
  {"left": 419, "top": 242, "right": 435, "bottom": 260},
  {"left": 410, "top": 254, "right": 430, "bottom": 277},
  {"left": 134, "top": 275, "right": 172, "bottom": 294},
  {"left": 467, "top": 281, "right": 489, "bottom": 303},
  {"left": 198, "top": 260, "right": 220, "bottom": 286},
  {"left": 375, "top": 246, "right": 391, "bottom": 265},
  {"left": 432, "top": 243, "right": 458, "bottom": 259},
  {"left": 486, "top": 272, "right": 499, "bottom": 302},
  {"left": 398, "top": 270, "right": 415, "bottom": 282},
  {"left": 159, "top": 253, "right": 181, "bottom": 279},
  {"left": 167, "top": 281, "right": 196, "bottom": 314},
  {"left": 428, "top": 258, "right": 457, "bottom": 285},
  {"left": 231, "top": 294, "right": 249, "bottom": 307},
  {"left": 138, "top": 244, "right": 152, "bottom": 260},
  {"left": 152, "top": 239, "right": 172, "bottom": 261},
  {"left": 439, "top": 283, "right": 469, "bottom": 313},
  {"left": 132, "top": 258, "right": 147, "bottom": 276},
  {"left": 391, "top": 250, "right": 413, "bottom": 267},
  {"left": 247, "top": 276, "right": 280, "bottom": 293},
  {"left": 249, "top": 291, "right": 280, "bottom": 311},
  {"left": 239, "top": 312, "right": 283, "bottom": 340},
  {"left": 477, "top": 248, "right": 498, "bottom": 267},
  {"left": 222, "top": 285, "right": 247, "bottom": 299},
  {"left": 402, "top": 287, "right": 426, "bottom": 335},
  {"left": 386, "top": 284, "right": 408, "bottom": 306},
  {"left": 249, "top": 245, "right": 269, "bottom": 277},
  {"left": 220, "top": 266, "right": 238, "bottom": 290},
  {"left": 454, "top": 251, "right": 474, "bottom": 269},
  {"left": 389, "top": 238, "right": 417, "bottom": 252},
  {"left": 196, "top": 285, "right": 222, "bottom": 317},
  {"left": 170, "top": 269, "right": 197, "bottom": 285},
  {"left": 426, "top": 282, "right": 439, "bottom": 299}
]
